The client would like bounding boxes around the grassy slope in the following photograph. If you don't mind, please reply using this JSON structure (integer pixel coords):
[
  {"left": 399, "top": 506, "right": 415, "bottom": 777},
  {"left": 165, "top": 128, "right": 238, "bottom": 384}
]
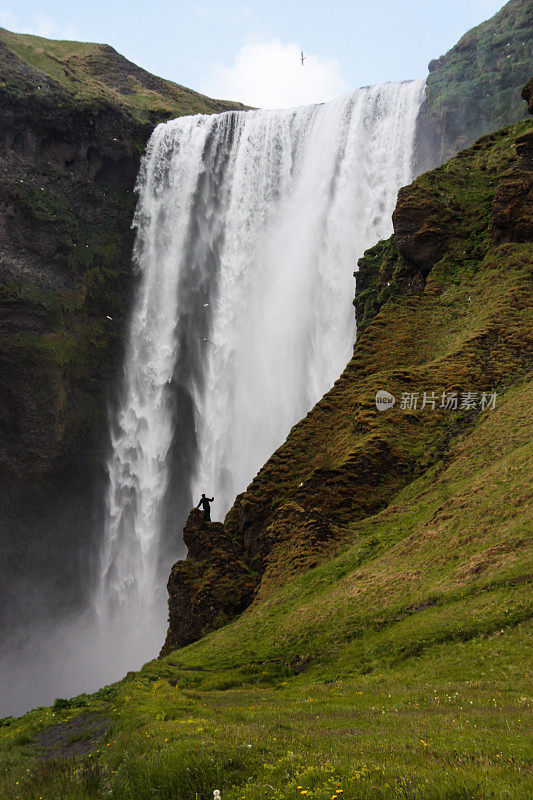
[
  {"left": 186, "top": 119, "right": 532, "bottom": 616},
  {"left": 0, "top": 118, "right": 531, "bottom": 798},
  {"left": 0, "top": 27, "right": 247, "bottom": 123}
]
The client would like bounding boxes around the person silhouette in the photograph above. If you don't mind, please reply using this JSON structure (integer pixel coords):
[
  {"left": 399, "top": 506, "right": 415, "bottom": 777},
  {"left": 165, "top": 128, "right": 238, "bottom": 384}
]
[{"left": 196, "top": 493, "right": 214, "bottom": 522}]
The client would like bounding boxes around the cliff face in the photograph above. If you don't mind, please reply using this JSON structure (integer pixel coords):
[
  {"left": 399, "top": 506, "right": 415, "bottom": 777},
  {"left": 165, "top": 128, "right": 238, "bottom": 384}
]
[
  {"left": 0, "top": 29, "right": 246, "bottom": 627},
  {"left": 414, "top": 0, "right": 532, "bottom": 174},
  {"left": 163, "top": 93, "right": 532, "bottom": 653}
]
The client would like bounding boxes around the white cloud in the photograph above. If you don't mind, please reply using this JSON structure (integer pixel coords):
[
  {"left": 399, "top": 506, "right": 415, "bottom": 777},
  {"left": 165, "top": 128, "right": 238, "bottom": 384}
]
[{"left": 206, "top": 39, "right": 348, "bottom": 109}]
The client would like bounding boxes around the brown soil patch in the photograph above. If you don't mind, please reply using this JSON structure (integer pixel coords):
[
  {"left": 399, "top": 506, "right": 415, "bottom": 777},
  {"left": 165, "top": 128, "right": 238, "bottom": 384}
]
[{"left": 454, "top": 539, "right": 527, "bottom": 582}]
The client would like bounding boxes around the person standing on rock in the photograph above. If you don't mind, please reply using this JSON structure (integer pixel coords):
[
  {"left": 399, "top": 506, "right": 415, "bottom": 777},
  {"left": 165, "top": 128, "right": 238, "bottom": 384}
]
[{"left": 196, "top": 493, "right": 214, "bottom": 522}]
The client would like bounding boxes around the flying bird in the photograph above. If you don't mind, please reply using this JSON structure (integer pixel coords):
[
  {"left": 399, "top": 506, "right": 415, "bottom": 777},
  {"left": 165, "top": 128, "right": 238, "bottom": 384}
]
[
  {"left": 195, "top": 335, "right": 215, "bottom": 345},
  {"left": 300, "top": 50, "right": 306, "bottom": 66}
]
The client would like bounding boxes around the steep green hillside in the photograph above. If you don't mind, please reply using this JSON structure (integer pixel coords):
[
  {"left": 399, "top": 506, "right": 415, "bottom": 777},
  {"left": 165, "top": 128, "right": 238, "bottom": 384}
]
[
  {"left": 1, "top": 100, "right": 531, "bottom": 800},
  {"left": 415, "top": 0, "right": 532, "bottom": 171}
]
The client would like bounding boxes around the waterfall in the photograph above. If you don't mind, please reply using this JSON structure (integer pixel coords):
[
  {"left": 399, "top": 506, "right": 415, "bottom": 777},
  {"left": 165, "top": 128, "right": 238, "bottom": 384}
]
[{"left": 97, "top": 79, "right": 425, "bottom": 670}]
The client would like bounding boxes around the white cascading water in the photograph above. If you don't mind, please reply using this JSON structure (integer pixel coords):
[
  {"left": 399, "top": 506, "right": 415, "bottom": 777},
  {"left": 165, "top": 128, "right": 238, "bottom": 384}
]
[{"left": 96, "top": 79, "right": 425, "bottom": 673}]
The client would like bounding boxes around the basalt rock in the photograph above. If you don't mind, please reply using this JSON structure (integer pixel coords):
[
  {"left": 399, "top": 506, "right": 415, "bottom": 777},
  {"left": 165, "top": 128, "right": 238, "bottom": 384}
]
[
  {"left": 490, "top": 76, "right": 533, "bottom": 244},
  {"left": 491, "top": 129, "right": 533, "bottom": 243},
  {"left": 523, "top": 77, "right": 533, "bottom": 115},
  {"left": 392, "top": 183, "right": 462, "bottom": 273}
]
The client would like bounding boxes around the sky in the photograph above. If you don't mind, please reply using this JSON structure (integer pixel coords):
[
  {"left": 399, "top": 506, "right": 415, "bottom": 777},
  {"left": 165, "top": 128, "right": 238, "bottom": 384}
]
[{"left": 0, "top": 0, "right": 507, "bottom": 108}]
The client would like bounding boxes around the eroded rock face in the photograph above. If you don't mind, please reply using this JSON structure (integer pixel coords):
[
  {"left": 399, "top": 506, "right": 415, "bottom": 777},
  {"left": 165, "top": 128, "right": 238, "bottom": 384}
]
[
  {"left": 523, "top": 77, "right": 533, "bottom": 115},
  {"left": 491, "top": 129, "right": 533, "bottom": 243},
  {"left": 392, "top": 183, "right": 461, "bottom": 273}
]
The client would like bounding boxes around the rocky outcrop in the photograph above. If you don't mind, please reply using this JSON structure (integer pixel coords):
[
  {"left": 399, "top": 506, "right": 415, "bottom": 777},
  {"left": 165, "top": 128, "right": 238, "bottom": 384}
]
[
  {"left": 0, "top": 30, "right": 246, "bottom": 630},
  {"left": 414, "top": 0, "right": 532, "bottom": 174},
  {"left": 392, "top": 183, "right": 462, "bottom": 272},
  {"left": 160, "top": 509, "right": 256, "bottom": 656},
  {"left": 163, "top": 89, "right": 533, "bottom": 655}
]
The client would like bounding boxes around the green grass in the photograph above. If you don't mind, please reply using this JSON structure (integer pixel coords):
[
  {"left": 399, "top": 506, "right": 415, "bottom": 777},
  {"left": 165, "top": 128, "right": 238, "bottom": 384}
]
[{"left": 2, "top": 633, "right": 530, "bottom": 799}]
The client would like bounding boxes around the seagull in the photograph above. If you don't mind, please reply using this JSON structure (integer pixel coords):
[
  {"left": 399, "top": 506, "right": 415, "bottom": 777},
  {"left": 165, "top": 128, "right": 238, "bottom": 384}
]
[
  {"left": 195, "top": 335, "right": 214, "bottom": 345},
  {"left": 203, "top": 303, "right": 209, "bottom": 307},
  {"left": 300, "top": 50, "right": 306, "bottom": 66}
]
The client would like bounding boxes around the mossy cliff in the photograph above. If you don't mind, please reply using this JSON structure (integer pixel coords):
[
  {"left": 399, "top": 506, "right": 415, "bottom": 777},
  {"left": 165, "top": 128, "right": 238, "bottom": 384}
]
[
  {"left": 414, "top": 0, "right": 532, "bottom": 173},
  {"left": 0, "top": 29, "right": 246, "bottom": 626},
  {"left": 163, "top": 94, "right": 533, "bottom": 654}
]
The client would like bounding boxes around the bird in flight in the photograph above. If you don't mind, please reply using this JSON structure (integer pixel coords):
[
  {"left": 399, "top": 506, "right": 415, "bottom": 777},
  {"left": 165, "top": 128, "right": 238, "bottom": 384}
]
[
  {"left": 300, "top": 50, "right": 306, "bottom": 66},
  {"left": 195, "top": 335, "right": 215, "bottom": 345}
]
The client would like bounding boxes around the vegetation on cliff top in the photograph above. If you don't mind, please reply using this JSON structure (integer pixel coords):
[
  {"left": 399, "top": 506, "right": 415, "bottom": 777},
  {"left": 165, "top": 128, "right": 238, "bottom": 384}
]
[
  {"left": 425, "top": 0, "right": 531, "bottom": 115},
  {"left": 0, "top": 27, "right": 248, "bottom": 124}
]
